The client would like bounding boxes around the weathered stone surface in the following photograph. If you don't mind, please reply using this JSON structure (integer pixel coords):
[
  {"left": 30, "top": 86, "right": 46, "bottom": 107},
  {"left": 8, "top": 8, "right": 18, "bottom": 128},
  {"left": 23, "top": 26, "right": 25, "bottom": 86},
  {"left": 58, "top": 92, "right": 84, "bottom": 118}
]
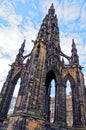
[{"left": 0, "top": 3, "right": 86, "bottom": 130}]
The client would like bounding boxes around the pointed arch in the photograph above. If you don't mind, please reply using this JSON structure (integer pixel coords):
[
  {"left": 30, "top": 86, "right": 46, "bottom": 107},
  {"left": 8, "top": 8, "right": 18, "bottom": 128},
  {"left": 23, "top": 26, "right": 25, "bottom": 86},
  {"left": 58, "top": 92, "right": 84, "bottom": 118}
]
[
  {"left": 63, "top": 74, "right": 75, "bottom": 127},
  {"left": 45, "top": 70, "right": 56, "bottom": 122},
  {"left": 45, "top": 70, "right": 56, "bottom": 87},
  {"left": 11, "top": 72, "right": 21, "bottom": 84},
  {"left": 0, "top": 71, "right": 21, "bottom": 118},
  {"left": 63, "top": 73, "right": 75, "bottom": 88}
]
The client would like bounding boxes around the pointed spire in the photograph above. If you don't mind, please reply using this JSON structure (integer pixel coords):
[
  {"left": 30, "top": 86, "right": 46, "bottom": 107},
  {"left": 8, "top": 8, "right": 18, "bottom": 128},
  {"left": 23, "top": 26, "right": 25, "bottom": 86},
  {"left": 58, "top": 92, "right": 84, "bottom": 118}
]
[
  {"left": 37, "top": 3, "right": 60, "bottom": 52},
  {"left": 48, "top": 3, "right": 55, "bottom": 15},
  {"left": 71, "top": 39, "right": 79, "bottom": 65},
  {"left": 19, "top": 39, "right": 25, "bottom": 54},
  {"left": 72, "top": 39, "right": 76, "bottom": 50},
  {"left": 50, "top": 3, "right": 54, "bottom": 9},
  {"left": 15, "top": 39, "right": 25, "bottom": 64}
]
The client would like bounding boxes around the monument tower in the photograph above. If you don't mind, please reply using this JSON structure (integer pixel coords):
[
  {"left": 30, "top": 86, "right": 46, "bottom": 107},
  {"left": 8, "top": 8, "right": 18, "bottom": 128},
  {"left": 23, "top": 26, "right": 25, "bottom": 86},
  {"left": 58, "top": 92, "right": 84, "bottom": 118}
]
[{"left": 0, "top": 4, "right": 86, "bottom": 130}]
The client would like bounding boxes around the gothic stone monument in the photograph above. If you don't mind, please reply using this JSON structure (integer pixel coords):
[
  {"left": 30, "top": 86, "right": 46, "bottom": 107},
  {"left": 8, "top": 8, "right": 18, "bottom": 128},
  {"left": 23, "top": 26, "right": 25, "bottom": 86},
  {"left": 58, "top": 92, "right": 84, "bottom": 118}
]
[{"left": 0, "top": 4, "right": 86, "bottom": 130}]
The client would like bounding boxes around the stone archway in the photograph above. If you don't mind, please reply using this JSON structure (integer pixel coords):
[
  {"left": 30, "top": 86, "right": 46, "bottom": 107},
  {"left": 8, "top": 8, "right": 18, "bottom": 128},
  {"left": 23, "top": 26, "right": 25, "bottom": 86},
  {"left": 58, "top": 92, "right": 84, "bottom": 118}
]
[
  {"left": 63, "top": 74, "right": 76, "bottom": 127},
  {"left": 0, "top": 70, "right": 21, "bottom": 119},
  {"left": 63, "top": 73, "right": 75, "bottom": 87},
  {"left": 63, "top": 74, "right": 75, "bottom": 127},
  {"left": 45, "top": 70, "right": 56, "bottom": 122}
]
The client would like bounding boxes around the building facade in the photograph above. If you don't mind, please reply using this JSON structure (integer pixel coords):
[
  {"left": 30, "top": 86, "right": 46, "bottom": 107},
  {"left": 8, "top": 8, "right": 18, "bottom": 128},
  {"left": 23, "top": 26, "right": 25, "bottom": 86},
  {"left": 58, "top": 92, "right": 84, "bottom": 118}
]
[
  {"left": 8, "top": 97, "right": 16, "bottom": 115},
  {"left": 66, "top": 93, "right": 73, "bottom": 127},
  {"left": 50, "top": 97, "right": 55, "bottom": 123},
  {"left": 0, "top": 4, "right": 86, "bottom": 130}
]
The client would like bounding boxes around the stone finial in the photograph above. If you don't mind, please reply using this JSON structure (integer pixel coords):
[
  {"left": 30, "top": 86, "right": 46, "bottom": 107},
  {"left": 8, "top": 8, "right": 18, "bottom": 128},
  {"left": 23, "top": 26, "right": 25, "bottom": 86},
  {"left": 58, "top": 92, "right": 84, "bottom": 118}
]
[
  {"left": 48, "top": 3, "right": 55, "bottom": 15},
  {"left": 50, "top": 3, "right": 54, "bottom": 9},
  {"left": 71, "top": 39, "right": 79, "bottom": 65},
  {"left": 15, "top": 40, "right": 26, "bottom": 64},
  {"left": 72, "top": 39, "right": 76, "bottom": 50},
  {"left": 19, "top": 39, "right": 25, "bottom": 54}
]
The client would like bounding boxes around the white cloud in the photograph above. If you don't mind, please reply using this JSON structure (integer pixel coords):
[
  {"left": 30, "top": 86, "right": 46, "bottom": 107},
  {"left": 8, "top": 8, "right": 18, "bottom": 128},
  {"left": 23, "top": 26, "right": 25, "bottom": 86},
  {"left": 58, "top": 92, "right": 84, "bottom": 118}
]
[
  {"left": 21, "top": 0, "right": 26, "bottom": 4},
  {"left": 0, "top": 0, "right": 37, "bottom": 57},
  {"left": 60, "top": 32, "right": 83, "bottom": 56},
  {"left": 60, "top": 31, "right": 86, "bottom": 82},
  {"left": 80, "top": 2, "right": 86, "bottom": 22},
  {"left": 40, "top": 0, "right": 81, "bottom": 24},
  {"left": 61, "top": 1, "right": 81, "bottom": 23},
  {"left": 79, "top": 2, "right": 86, "bottom": 29},
  {"left": 0, "top": 58, "right": 10, "bottom": 78},
  {"left": 0, "top": 57, "right": 10, "bottom": 92},
  {"left": 23, "top": 17, "right": 38, "bottom": 51},
  {"left": 12, "top": 0, "right": 26, "bottom": 4},
  {"left": 40, "top": 0, "right": 58, "bottom": 15},
  {"left": 0, "top": 0, "right": 22, "bottom": 27},
  {"left": 0, "top": 26, "right": 24, "bottom": 60}
]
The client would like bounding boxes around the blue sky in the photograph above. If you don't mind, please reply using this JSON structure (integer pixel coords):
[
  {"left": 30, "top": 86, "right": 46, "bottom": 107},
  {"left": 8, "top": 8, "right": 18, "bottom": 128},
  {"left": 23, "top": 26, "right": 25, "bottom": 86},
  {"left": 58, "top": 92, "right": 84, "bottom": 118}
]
[{"left": 0, "top": 0, "right": 86, "bottom": 96}]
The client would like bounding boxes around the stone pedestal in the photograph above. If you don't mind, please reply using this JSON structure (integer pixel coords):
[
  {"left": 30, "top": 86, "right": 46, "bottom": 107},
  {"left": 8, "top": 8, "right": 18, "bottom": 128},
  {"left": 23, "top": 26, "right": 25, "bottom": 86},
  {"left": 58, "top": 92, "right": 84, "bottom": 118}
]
[
  {"left": 7, "top": 113, "right": 68, "bottom": 130},
  {"left": 7, "top": 113, "right": 45, "bottom": 130}
]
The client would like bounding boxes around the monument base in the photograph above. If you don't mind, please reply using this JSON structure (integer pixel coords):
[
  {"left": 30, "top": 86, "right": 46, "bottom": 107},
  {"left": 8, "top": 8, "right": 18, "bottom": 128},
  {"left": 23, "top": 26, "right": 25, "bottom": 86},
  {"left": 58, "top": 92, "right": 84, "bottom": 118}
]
[{"left": 7, "top": 113, "right": 68, "bottom": 130}]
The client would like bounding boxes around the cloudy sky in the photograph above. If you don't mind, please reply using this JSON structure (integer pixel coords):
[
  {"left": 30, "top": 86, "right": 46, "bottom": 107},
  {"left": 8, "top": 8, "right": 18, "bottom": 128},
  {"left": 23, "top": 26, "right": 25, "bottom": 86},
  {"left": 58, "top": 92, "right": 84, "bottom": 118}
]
[{"left": 0, "top": 0, "right": 86, "bottom": 96}]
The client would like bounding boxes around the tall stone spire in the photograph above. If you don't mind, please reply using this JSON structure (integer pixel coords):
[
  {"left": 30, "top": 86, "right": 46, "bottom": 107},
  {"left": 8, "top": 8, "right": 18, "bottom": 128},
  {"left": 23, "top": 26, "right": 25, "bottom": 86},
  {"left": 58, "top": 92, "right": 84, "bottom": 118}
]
[
  {"left": 1, "top": 4, "right": 86, "bottom": 130},
  {"left": 71, "top": 39, "right": 79, "bottom": 65},
  {"left": 37, "top": 3, "right": 60, "bottom": 51}
]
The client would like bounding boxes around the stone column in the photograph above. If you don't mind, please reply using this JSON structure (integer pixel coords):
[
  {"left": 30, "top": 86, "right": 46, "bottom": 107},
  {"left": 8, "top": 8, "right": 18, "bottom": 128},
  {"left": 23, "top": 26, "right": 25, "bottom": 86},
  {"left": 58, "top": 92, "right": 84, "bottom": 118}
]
[{"left": 54, "top": 80, "right": 66, "bottom": 127}]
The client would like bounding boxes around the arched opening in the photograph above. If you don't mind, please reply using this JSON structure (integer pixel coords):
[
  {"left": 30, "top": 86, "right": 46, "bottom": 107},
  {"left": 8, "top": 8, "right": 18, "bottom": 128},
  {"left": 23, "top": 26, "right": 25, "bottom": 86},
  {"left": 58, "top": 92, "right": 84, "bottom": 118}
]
[
  {"left": 66, "top": 80, "right": 71, "bottom": 96},
  {"left": 50, "top": 79, "right": 55, "bottom": 123},
  {"left": 8, "top": 78, "right": 21, "bottom": 115},
  {"left": 66, "top": 80, "right": 73, "bottom": 127},
  {"left": 45, "top": 70, "right": 56, "bottom": 123}
]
